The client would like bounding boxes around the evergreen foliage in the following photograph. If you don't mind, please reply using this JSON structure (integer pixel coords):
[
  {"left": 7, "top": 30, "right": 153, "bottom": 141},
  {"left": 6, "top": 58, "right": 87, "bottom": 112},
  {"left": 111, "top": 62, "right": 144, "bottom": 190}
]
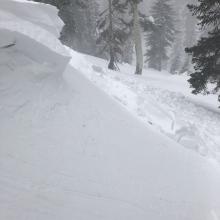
[
  {"left": 180, "top": 6, "right": 198, "bottom": 74},
  {"left": 185, "top": 0, "right": 220, "bottom": 103},
  {"left": 30, "top": 0, "right": 98, "bottom": 55},
  {"left": 97, "top": 0, "right": 131, "bottom": 70},
  {"left": 145, "top": 0, "right": 176, "bottom": 71},
  {"left": 59, "top": 0, "right": 98, "bottom": 55}
]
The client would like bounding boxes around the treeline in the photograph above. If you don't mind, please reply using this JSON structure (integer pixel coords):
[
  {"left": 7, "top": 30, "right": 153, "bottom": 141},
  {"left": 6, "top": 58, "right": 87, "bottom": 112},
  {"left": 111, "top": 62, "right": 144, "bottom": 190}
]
[
  {"left": 30, "top": 0, "right": 190, "bottom": 74},
  {"left": 30, "top": 0, "right": 220, "bottom": 104}
]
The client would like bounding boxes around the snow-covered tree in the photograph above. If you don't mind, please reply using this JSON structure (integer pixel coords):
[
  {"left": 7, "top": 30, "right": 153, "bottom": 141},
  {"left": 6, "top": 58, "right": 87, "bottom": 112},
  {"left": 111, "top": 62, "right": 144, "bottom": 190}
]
[
  {"left": 185, "top": 0, "right": 220, "bottom": 105},
  {"left": 145, "top": 0, "right": 176, "bottom": 71}
]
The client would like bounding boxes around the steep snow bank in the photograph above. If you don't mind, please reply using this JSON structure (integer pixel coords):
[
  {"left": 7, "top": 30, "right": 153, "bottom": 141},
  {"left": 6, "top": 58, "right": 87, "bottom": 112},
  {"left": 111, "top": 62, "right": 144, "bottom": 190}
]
[{"left": 0, "top": 29, "right": 69, "bottom": 74}]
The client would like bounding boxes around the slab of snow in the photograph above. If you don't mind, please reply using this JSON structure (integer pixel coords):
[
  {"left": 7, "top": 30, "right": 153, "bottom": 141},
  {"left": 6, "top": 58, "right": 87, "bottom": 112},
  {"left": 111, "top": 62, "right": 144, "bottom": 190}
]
[
  {"left": 0, "top": 0, "right": 68, "bottom": 56},
  {"left": 8, "top": 0, "right": 63, "bottom": 36}
]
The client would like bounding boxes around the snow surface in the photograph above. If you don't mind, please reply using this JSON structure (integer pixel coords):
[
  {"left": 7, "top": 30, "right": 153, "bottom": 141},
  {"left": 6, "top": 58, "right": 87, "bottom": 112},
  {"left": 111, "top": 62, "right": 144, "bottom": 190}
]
[
  {"left": 0, "top": 1, "right": 220, "bottom": 220},
  {"left": 67, "top": 50, "right": 220, "bottom": 163}
]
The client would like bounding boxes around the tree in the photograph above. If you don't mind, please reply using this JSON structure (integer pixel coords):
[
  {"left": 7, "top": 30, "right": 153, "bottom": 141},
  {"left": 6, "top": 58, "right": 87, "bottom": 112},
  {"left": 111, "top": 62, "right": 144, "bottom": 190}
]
[
  {"left": 145, "top": 0, "right": 176, "bottom": 71},
  {"left": 83, "top": 0, "right": 99, "bottom": 55},
  {"left": 180, "top": 5, "right": 199, "bottom": 73},
  {"left": 121, "top": 0, "right": 144, "bottom": 74},
  {"left": 170, "top": 39, "right": 182, "bottom": 74},
  {"left": 185, "top": 0, "right": 220, "bottom": 104},
  {"left": 59, "top": 0, "right": 77, "bottom": 47},
  {"left": 97, "top": 0, "right": 131, "bottom": 70},
  {"left": 31, "top": 0, "right": 95, "bottom": 54},
  {"left": 131, "top": 0, "right": 143, "bottom": 74},
  {"left": 99, "top": 0, "right": 143, "bottom": 74},
  {"left": 169, "top": 8, "right": 185, "bottom": 74},
  {"left": 122, "top": 36, "right": 134, "bottom": 64},
  {"left": 123, "top": 0, "right": 144, "bottom": 74},
  {"left": 59, "top": 0, "right": 99, "bottom": 55}
]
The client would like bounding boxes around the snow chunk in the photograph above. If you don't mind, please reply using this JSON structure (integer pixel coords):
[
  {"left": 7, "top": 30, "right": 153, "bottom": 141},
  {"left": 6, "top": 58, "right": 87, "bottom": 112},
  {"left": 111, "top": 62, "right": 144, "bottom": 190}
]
[{"left": 0, "top": 0, "right": 68, "bottom": 57}]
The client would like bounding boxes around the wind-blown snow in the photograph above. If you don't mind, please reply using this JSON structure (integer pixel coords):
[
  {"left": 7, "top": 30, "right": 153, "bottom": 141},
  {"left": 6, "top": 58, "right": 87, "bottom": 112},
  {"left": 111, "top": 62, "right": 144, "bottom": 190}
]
[{"left": 0, "top": 1, "right": 220, "bottom": 220}]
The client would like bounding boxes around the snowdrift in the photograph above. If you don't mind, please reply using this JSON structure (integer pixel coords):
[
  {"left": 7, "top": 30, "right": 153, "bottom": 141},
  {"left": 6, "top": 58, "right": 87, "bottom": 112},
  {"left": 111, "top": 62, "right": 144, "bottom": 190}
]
[{"left": 0, "top": 1, "right": 220, "bottom": 220}]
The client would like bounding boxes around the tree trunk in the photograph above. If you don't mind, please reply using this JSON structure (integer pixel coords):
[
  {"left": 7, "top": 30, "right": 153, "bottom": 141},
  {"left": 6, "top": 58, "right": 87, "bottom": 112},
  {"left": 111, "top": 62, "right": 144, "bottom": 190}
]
[
  {"left": 108, "top": 0, "right": 116, "bottom": 70},
  {"left": 108, "top": 49, "right": 116, "bottom": 70},
  {"left": 133, "top": 1, "right": 143, "bottom": 75}
]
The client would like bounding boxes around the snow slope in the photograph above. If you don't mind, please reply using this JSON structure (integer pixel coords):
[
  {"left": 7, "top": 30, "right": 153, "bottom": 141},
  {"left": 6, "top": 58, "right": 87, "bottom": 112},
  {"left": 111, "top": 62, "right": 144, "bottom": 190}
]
[
  {"left": 67, "top": 49, "right": 220, "bottom": 163},
  {"left": 0, "top": 1, "right": 220, "bottom": 220}
]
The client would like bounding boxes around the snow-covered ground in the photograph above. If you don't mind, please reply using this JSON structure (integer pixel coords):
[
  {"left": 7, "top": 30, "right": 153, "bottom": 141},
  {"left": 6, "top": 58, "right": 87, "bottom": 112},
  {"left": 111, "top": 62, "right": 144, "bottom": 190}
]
[
  {"left": 68, "top": 50, "right": 220, "bottom": 163},
  {"left": 0, "top": 1, "right": 220, "bottom": 220}
]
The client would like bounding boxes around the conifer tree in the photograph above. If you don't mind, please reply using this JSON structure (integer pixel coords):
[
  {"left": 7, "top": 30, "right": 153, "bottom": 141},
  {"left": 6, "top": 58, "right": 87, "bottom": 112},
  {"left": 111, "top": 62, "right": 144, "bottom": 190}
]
[
  {"left": 145, "top": 0, "right": 176, "bottom": 71},
  {"left": 122, "top": 37, "right": 134, "bottom": 64},
  {"left": 31, "top": 0, "right": 93, "bottom": 54},
  {"left": 170, "top": 39, "right": 182, "bottom": 74},
  {"left": 121, "top": 0, "right": 143, "bottom": 74},
  {"left": 97, "top": 0, "right": 131, "bottom": 70},
  {"left": 180, "top": 6, "right": 199, "bottom": 73},
  {"left": 169, "top": 7, "right": 184, "bottom": 74},
  {"left": 83, "top": 0, "right": 99, "bottom": 54},
  {"left": 185, "top": 0, "right": 220, "bottom": 104},
  {"left": 59, "top": 0, "right": 98, "bottom": 53}
]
